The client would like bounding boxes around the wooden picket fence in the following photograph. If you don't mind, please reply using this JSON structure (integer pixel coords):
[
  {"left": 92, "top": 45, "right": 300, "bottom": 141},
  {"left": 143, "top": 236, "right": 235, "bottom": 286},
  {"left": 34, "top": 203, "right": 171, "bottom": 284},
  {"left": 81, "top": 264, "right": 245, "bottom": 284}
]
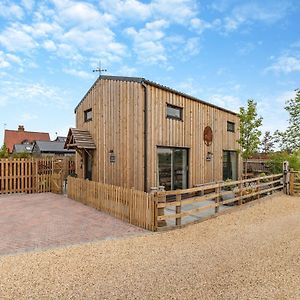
[
  {"left": 67, "top": 177, "right": 156, "bottom": 231},
  {"left": 290, "top": 171, "right": 300, "bottom": 196},
  {"left": 0, "top": 158, "right": 65, "bottom": 194},
  {"left": 67, "top": 174, "right": 285, "bottom": 232}
]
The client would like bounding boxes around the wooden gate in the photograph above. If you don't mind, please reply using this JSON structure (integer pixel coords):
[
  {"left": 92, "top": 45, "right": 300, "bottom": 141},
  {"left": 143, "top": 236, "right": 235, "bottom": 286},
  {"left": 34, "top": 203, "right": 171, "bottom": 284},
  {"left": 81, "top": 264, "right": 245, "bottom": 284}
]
[
  {"left": 50, "top": 174, "right": 63, "bottom": 194},
  {"left": 290, "top": 171, "right": 300, "bottom": 196}
]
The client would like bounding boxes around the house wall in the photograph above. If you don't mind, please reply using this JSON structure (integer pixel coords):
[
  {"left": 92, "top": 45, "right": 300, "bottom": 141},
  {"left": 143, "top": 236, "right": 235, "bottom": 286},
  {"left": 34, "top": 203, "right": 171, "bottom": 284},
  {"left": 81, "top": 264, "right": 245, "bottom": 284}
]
[
  {"left": 145, "top": 84, "right": 241, "bottom": 189},
  {"left": 75, "top": 78, "right": 241, "bottom": 191},
  {"left": 76, "top": 79, "right": 145, "bottom": 191}
]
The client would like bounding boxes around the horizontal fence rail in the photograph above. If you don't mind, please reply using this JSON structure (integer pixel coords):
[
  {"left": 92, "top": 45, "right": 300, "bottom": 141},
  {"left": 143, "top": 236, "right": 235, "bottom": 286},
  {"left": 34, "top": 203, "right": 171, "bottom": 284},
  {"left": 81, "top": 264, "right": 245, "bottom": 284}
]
[
  {"left": 155, "top": 174, "right": 284, "bottom": 231},
  {"left": 67, "top": 177, "right": 157, "bottom": 231}
]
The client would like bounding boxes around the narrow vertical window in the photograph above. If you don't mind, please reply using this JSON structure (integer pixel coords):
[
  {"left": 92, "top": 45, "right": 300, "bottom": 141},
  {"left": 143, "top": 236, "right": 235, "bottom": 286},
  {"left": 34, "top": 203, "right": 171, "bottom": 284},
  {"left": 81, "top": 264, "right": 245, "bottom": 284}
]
[{"left": 84, "top": 108, "right": 92, "bottom": 122}]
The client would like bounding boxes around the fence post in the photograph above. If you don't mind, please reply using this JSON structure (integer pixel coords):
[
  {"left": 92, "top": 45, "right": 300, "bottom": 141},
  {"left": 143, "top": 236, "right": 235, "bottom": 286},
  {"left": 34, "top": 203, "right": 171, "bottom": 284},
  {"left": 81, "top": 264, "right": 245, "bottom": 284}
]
[
  {"left": 290, "top": 171, "right": 294, "bottom": 196},
  {"left": 238, "top": 181, "right": 243, "bottom": 205},
  {"left": 175, "top": 194, "right": 182, "bottom": 226},
  {"left": 215, "top": 183, "right": 221, "bottom": 213},
  {"left": 283, "top": 161, "right": 289, "bottom": 195}
]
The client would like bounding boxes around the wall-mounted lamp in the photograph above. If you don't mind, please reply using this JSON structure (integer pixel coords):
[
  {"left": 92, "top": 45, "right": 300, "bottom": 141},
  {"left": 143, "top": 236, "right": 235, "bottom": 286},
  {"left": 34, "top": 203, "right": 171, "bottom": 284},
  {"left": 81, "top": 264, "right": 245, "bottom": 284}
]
[
  {"left": 206, "top": 151, "right": 213, "bottom": 161},
  {"left": 109, "top": 150, "right": 116, "bottom": 163}
]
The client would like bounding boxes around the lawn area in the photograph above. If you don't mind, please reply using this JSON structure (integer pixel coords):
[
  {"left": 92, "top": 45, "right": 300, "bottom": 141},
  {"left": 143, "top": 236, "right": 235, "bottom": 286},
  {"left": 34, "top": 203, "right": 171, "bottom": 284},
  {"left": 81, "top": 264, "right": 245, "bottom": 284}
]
[{"left": 1, "top": 193, "right": 300, "bottom": 299}]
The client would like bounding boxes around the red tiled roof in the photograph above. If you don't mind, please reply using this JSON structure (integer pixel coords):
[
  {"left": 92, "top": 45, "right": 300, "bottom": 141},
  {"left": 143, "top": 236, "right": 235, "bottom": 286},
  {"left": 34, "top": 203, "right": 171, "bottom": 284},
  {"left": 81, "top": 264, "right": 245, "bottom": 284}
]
[{"left": 4, "top": 130, "right": 50, "bottom": 153}]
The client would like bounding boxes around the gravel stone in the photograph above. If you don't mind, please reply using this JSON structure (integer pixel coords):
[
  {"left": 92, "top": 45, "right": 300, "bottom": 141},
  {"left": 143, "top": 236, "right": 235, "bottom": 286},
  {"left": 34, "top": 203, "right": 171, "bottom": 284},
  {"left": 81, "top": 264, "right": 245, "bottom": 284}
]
[{"left": 0, "top": 193, "right": 300, "bottom": 299}]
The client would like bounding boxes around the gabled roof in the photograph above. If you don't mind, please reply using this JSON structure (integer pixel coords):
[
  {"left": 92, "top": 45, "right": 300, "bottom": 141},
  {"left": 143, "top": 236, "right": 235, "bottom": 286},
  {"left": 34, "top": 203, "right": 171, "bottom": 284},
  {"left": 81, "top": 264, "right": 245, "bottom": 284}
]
[
  {"left": 54, "top": 136, "right": 67, "bottom": 142},
  {"left": 74, "top": 75, "right": 237, "bottom": 116},
  {"left": 64, "top": 128, "right": 96, "bottom": 150},
  {"left": 13, "top": 144, "right": 33, "bottom": 153},
  {"left": 4, "top": 129, "right": 50, "bottom": 153},
  {"left": 33, "top": 140, "right": 75, "bottom": 154}
]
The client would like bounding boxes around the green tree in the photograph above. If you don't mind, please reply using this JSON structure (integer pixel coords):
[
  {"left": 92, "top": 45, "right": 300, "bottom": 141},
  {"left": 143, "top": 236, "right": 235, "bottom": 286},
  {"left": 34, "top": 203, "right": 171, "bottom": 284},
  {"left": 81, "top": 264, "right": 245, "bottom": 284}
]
[
  {"left": 0, "top": 144, "right": 9, "bottom": 158},
  {"left": 260, "top": 131, "right": 275, "bottom": 154},
  {"left": 267, "top": 151, "right": 300, "bottom": 173},
  {"left": 238, "top": 99, "right": 263, "bottom": 174},
  {"left": 275, "top": 89, "right": 300, "bottom": 152}
]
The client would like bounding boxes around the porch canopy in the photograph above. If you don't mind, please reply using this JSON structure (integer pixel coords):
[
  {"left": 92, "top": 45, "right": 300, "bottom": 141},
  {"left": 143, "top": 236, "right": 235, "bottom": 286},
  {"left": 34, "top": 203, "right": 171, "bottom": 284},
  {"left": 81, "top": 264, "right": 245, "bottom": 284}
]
[{"left": 64, "top": 128, "right": 96, "bottom": 151}]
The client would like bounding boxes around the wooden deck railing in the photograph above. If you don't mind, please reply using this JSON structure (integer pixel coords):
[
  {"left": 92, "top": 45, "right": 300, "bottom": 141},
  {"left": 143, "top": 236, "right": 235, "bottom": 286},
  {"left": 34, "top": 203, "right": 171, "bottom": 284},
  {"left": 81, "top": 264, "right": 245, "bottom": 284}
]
[
  {"left": 155, "top": 174, "right": 283, "bottom": 231},
  {"left": 67, "top": 177, "right": 157, "bottom": 231}
]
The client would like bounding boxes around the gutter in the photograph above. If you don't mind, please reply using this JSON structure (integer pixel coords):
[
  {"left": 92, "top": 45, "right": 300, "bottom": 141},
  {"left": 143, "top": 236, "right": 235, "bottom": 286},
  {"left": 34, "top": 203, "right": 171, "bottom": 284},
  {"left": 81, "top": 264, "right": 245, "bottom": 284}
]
[{"left": 141, "top": 81, "right": 148, "bottom": 192}]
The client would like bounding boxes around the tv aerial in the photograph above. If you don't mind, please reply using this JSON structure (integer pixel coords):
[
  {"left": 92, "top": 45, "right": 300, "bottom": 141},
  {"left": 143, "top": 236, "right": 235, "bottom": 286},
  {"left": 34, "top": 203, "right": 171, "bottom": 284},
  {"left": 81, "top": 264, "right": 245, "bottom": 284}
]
[{"left": 93, "top": 61, "right": 107, "bottom": 78}]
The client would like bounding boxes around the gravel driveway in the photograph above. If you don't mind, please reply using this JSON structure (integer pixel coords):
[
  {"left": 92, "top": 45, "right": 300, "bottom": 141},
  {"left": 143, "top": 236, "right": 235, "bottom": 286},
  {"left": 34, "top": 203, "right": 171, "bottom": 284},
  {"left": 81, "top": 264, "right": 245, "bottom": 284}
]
[{"left": 0, "top": 193, "right": 300, "bottom": 299}]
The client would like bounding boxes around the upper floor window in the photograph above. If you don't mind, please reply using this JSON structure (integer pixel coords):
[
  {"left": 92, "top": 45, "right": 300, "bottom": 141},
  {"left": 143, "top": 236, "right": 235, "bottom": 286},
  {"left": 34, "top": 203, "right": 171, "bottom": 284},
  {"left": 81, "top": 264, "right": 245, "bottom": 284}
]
[
  {"left": 84, "top": 108, "right": 92, "bottom": 122},
  {"left": 227, "top": 121, "right": 235, "bottom": 132},
  {"left": 166, "top": 104, "right": 183, "bottom": 120}
]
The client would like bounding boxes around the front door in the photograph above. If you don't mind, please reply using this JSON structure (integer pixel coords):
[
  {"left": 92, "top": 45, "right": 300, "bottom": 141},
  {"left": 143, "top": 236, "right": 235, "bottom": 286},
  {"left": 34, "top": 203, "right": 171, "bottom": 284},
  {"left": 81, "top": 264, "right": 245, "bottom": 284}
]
[
  {"left": 157, "top": 147, "right": 188, "bottom": 190},
  {"left": 84, "top": 152, "right": 92, "bottom": 180}
]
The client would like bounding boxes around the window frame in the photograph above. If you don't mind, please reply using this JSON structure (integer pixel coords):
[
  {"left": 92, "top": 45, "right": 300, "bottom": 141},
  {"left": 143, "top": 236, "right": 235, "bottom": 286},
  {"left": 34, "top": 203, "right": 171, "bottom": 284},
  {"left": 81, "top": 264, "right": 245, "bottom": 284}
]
[
  {"left": 227, "top": 121, "right": 235, "bottom": 132},
  {"left": 84, "top": 108, "right": 92, "bottom": 122},
  {"left": 166, "top": 103, "right": 183, "bottom": 121}
]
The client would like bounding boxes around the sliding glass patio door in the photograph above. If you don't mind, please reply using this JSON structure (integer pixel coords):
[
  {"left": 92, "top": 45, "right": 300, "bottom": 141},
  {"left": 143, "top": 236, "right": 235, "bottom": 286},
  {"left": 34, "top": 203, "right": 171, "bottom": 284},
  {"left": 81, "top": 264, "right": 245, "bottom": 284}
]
[{"left": 157, "top": 147, "right": 188, "bottom": 190}]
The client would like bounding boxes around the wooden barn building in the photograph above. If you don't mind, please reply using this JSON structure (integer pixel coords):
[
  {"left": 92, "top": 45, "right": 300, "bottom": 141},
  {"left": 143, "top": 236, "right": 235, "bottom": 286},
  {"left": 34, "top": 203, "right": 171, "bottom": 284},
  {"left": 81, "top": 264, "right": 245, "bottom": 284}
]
[{"left": 65, "top": 76, "right": 241, "bottom": 192}]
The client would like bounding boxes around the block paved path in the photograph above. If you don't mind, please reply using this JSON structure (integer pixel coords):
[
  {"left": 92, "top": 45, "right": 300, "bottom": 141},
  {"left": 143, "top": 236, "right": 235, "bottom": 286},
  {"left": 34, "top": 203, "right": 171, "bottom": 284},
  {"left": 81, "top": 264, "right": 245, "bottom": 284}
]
[{"left": 0, "top": 193, "right": 146, "bottom": 256}]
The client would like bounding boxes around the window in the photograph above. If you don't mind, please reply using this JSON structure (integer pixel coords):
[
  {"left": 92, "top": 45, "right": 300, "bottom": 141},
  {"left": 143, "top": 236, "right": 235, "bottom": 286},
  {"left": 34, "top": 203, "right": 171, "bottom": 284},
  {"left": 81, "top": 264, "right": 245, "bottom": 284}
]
[
  {"left": 227, "top": 121, "right": 235, "bottom": 132},
  {"left": 84, "top": 108, "right": 92, "bottom": 122},
  {"left": 157, "top": 147, "right": 188, "bottom": 190},
  {"left": 166, "top": 104, "right": 183, "bottom": 120},
  {"left": 223, "top": 150, "right": 238, "bottom": 181}
]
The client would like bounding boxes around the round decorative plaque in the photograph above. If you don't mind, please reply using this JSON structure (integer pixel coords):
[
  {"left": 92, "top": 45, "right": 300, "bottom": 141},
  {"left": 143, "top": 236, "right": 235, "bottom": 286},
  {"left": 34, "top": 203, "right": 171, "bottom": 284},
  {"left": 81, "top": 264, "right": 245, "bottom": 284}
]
[{"left": 204, "top": 126, "right": 213, "bottom": 146}]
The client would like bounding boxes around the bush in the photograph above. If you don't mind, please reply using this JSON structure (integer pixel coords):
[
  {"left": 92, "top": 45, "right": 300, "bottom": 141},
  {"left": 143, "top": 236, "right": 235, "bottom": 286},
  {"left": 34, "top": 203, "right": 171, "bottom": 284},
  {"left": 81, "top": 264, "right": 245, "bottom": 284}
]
[
  {"left": 267, "top": 151, "right": 300, "bottom": 173},
  {"left": 0, "top": 144, "right": 9, "bottom": 158},
  {"left": 11, "top": 151, "right": 31, "bottom": 159}
]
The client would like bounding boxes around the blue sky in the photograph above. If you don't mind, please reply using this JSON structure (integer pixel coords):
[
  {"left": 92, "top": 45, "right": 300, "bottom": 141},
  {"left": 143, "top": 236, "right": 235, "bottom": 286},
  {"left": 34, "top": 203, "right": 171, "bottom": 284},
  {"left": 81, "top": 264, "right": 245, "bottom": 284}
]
[{"left": 0, "top": 0, "right": 300, "bottom": 144}]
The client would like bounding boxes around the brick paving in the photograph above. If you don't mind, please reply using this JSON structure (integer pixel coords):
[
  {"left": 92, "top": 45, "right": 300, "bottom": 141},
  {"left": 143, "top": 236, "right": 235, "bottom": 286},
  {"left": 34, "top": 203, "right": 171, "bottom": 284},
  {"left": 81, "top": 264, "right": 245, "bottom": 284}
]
[{"left": 0, "top": 193, "right": 146, "bottom": 256}]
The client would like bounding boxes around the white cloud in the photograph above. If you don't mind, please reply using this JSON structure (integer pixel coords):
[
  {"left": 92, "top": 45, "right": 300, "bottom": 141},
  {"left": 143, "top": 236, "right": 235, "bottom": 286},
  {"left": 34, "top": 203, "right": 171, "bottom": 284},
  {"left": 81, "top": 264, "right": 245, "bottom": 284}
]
[
  {"left": 190, "top": 18, "right": 221, "bottom": 34},
  {"left": 0, "top": 2, "right": 24, "bottom": 19},
  {"left": 265, "top": 55, "right": 300, "bottom": 74},
  {"left": 0, "top": 51, "right": 23, "bottom": 68},
  {"left": 100, "top": 0, "right": 151, "bottom": 21},
  {"left": 21, "top": 0, "right": 34, "bottom": 11},
  {"left": 100, "top": 0, "right": 198, "bottom": 25},
  {"left": 222, "top": 1, "right": 292, "bottom": 32},
  {"left": 6, "top": 53, "right": 22, "bottom": 64},
  {"left": 116, "top": 65, "right": 137, "bottom": 76},
  {"left": 0, "top": 26, "right": 37, "bottom": 52},
  {"left": 125, "top": 20, "right": 169, "bottom": 64},
  {"left": 0, "top": 59, "right": 10, "bottom": 68},
  {"left": 183, "top": 37, "right": 200, "bottom": 56},
  {"left": 63, "top": 68, "right": 94, "bottom": 80},
  {"left": 0, "top": 80, "right": 71, "bottom": 108},
  {"left": 43, "top": 40, "right": 57, "bottom": 51},
  {"left": 210, "top": 94, "right": 242, "bottom": 112}
]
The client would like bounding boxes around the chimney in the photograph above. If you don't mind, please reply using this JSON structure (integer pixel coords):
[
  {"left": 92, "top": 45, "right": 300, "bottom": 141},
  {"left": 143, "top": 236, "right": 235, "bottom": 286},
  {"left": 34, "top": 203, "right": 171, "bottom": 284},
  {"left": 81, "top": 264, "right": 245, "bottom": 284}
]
[{"left": 18, "top": 125, "right": 25, "bottom": 131}]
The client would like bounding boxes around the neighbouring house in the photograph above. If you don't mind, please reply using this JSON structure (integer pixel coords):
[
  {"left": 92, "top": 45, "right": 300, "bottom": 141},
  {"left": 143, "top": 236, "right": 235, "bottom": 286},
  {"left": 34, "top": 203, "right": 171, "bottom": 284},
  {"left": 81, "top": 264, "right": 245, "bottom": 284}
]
[
  {"left": 65, "top": 75, "right": 241, "bottom": 192},
  {"left": 4, "top": 125, "right": 50, "bottom": 153},
  {"left": 32, "top": 140, "right": 75, "bottom": 156},
  {"left": 54, "top": 136, "right": 67, "bottom": 142},
  {"left": 12, "top": 144, "right": 33, "bottom": 154},
  {"left": 243, "top": 153, "right": 271, "bottom": 177}
]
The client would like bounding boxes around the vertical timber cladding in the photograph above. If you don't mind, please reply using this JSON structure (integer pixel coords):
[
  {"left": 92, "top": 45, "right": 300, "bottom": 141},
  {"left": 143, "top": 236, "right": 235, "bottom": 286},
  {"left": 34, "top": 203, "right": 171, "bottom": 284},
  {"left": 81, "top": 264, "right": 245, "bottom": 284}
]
[
  {"left": 76, "top": 79, "right": 145, "bottom": 190},
  {"left": 147, "top": 84, "right": 241, "bottom": 189}
]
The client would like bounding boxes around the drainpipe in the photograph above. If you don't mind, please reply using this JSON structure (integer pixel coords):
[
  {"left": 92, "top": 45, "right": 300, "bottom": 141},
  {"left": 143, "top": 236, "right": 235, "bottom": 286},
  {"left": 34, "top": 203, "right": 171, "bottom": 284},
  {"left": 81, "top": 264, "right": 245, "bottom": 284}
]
[{"left": 141, "top": 81, "right": 148, "bottom": 192}]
